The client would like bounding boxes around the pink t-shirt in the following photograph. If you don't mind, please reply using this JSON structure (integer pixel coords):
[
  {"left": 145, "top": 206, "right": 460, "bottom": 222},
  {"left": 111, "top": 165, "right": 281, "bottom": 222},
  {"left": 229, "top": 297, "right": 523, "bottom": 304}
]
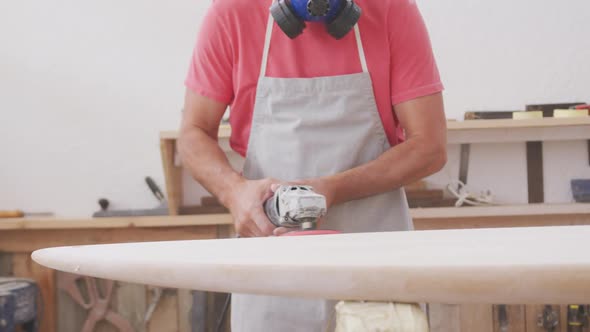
[{"left": 185, "top": 0, "right": 444, "bottom": 157}]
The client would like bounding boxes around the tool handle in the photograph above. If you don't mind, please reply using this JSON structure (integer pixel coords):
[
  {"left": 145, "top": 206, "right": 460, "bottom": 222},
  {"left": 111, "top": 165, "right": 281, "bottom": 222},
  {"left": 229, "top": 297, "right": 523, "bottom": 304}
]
[
  {"left": 145, "top": 177, "right": 165, "bottom": 201},
  {"left": 0, "top": 210, "right": 25, "bottom": 218}
]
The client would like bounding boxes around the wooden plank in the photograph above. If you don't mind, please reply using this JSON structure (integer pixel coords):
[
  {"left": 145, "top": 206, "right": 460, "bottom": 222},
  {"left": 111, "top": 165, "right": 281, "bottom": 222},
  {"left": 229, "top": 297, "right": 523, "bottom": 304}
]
[
  {"left": 0, "top": 214, "right": 232, "bottom": 230},
  {"left": 527, "top": 141, "right": 545, "bottom": 203},
  {"left": 447, "top": 117, "right": 590, "bottom": 130},
  {"left": 410, "top": 204, "right": 590, "bottom": 219},
  {"left": 428, "top": 304, "right": 461, "bottom": 332},
  {"left": 160, "top": 118, "right": 590, "bottom": 140},
  {"left": 161, "top": 139, "right": 183, "bottom": 215},
  {"left": 414, "top": 213, "right": 590, "bottom": 230},
  {"left": 12, "top": 253, "right": 56, "bottom": 332},
  {"left": 0, "top": 252, "right": 12, "bottom": 276},
  {"left": 177, "top": 289, "right": 193, "bottom": 332},
  {"left": 493, "top": 305, "right": 525, "bottom": 332},
  {"left": 525, "top": 305, "right": 564, "bottom": 332},
  {"left": 147, "top": 288, "right": 179, "bottom": 332},
  {"left": 2, "top": 203, "right": 589, "bottom": 232},
  {"left": 180, "top": 205, "right": 229, "bottom": 215},
  {"left": 458, "top": 144, "right": 470, "bottom": 185},
  {"left": 116, "top": 282, "right": 147, "bottom": 332},
  {"left": 406, "top": 189, "right": 444, "bottom": 200},
  {"left": 0, "top": 215, "right": 231, "bottom": 229},
  {"left": 408, "top": 198, "right": 456, "bottom": 209},
  {"left": 460, "top": 304, "right": 493, "bottom": 332},
  {"left": 447, "top": 125, "right": 590, "bottom": 144},
  {"left": 158, "top": 118, "right": 590, "bottom": 153},
  {"left": 0, "top": 225, "right": 218, "bottom": 252}
]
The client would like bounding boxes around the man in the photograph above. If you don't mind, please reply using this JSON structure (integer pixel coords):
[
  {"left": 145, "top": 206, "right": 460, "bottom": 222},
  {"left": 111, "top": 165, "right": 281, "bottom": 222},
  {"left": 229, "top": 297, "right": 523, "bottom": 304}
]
[{"left": 178, "top": 0, "right": 447, "bottom": 330}]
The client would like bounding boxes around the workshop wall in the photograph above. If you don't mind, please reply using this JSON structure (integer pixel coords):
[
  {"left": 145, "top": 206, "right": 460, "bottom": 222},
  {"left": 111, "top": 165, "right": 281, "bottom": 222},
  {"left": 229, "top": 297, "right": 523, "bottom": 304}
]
[
  {"left": 1, "top": 0, "right": 589, "bottom": 216},
  {"left": 0, "top": 0, "right": 208, "bottom": 216}
]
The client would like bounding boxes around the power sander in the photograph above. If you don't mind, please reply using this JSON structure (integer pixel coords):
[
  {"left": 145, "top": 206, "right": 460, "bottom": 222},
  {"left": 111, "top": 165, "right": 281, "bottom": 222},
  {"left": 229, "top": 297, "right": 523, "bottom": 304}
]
[{"left": 263, "top": 185, "right": 340, "bottom": 236}]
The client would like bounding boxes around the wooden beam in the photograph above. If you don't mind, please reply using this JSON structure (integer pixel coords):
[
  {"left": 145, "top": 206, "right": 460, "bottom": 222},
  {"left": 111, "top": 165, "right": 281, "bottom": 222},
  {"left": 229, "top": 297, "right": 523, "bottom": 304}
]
[
  {"left": 527, "top": 141, "right": 545, "bottom": 203},
  {"left": 414, "top": 213, "right": 590, "bottom": 230},
  {"left": 0, "top": 214, "right": 232, "bottom": 230},
  {"left": 146, "top": 288, "right": 179, "bottom": 332},
  {"left": 161, "top": 139, "right": 183, "bottom": 215},
  {"left": 161, "top": 118, "right": 590, "bottom": 140},
  {"left": 460, "top": 304, "right": 494, "bottom": 332},
  {"left": 0, "top": 252, "right": 12, "bottom": 276},
  {"left": 447, "top": 117, "right": 590, "bottom": 130},
  {"left": 0, "top": 225, "right": 218, "bottom": 252},
  {"left": 410, "top": 204, "right": 590, "bottom": 219}
]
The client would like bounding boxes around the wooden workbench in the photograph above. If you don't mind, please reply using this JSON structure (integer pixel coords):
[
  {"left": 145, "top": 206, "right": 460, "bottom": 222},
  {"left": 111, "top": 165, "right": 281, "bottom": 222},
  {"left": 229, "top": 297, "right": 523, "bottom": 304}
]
[
  {"left": 5, "top": 204, "right": 590, "bottom": 332},
  {"left": 0, "top": 215, "right": 233, "bottom": 332}
]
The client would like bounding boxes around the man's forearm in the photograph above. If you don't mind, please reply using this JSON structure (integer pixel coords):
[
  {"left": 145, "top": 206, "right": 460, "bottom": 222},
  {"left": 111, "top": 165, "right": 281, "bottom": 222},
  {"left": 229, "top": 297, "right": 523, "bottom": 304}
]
[
  {"left": 177, "top": 127, "right": 244, "bottom": 207},
  {"left": 321, "top": 137, "right": 446, "bottom": 206}
]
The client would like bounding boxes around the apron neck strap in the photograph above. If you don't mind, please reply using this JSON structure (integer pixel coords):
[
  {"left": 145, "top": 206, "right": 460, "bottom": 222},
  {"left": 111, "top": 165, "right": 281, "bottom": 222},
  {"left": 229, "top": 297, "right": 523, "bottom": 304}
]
[
  {"left": 259, "top": 13, "right": 274, "bottom": 78},
  {"left": 353, "top": 24, "right": 369, "bottom": 73},
  {"left": 259, "top": 13, "right": 369, "bottom": 78}
]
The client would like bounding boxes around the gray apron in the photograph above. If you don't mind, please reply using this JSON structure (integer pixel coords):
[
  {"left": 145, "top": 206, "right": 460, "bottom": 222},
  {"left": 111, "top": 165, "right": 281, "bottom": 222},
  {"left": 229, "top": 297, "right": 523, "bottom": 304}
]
[{"left": 231, "top": 12, "right": 413, "bottom": 332}]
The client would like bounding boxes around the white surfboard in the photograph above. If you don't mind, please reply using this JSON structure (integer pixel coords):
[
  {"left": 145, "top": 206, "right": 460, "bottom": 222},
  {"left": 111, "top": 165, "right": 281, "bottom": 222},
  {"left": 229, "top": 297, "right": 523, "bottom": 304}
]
[{"left": 32, "top": 225, "right": 590, "bottom": 304}]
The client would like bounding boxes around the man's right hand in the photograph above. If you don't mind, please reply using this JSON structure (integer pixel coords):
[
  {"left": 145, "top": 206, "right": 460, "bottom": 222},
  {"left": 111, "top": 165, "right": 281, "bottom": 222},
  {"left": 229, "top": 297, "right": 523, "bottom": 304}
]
[{"left": 226, "top": 178, "right": 277, "bottom": 238}]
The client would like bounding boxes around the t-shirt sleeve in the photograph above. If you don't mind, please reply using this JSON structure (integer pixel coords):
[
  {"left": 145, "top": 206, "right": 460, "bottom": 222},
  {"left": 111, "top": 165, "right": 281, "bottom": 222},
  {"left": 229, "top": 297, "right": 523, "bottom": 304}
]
[
  {"left": 389, "top": 0, "right": 444, "bottom": 105},
  {"left": 184, "top": 3, "right": 234, "bottom": 104}
]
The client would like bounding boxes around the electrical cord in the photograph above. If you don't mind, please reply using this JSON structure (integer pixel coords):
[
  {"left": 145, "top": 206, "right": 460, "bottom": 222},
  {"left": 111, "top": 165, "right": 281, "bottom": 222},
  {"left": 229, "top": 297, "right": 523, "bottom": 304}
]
[{"left": 446, "top": 180, "right": 495, "bottom": 207}]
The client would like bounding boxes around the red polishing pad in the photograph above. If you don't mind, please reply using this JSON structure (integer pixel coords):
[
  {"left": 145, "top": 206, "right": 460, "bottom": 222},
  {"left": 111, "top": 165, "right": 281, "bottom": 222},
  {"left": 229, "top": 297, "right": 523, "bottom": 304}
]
[{"left": 281, "top": 230, "right": 341, "bottom": 236}]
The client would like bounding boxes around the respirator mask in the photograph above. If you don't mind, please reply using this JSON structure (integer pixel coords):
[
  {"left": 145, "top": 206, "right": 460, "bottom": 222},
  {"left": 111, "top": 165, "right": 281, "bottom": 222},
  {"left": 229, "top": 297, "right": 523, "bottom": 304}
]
[{"left": 270, "top": 0, "right": 361, "bottom": 39}]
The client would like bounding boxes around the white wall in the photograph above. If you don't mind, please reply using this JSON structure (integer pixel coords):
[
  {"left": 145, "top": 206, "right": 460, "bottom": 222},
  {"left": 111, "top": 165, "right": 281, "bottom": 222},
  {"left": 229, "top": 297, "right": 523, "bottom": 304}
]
[
  {"left": 1, "top": 0, "right": 209, "bottom": 216},
  {"left": 1, "top": 0, "right": 589, "bottom": 216}
]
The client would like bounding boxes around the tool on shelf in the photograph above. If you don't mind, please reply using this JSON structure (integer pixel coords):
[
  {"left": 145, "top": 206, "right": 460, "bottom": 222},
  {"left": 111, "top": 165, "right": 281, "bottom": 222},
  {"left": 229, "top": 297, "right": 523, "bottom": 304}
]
[
  {"left": 93, "top": 176, "right": 168, "bottom": 217},
  {"left": 0, "top": 210, "right": 53, "bottom": 219}
]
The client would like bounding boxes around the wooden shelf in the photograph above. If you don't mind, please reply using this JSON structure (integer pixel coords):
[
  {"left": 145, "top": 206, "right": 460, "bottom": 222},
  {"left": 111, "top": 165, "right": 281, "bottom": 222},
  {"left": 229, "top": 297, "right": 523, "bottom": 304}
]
[
  {"left": 411, "top": 203, "right": 590, "bottom": 219},
  {"left": 159, "top": 117, "right": 590, "bottom": 215},
  {"left": 160, "top": 118, "right": 590, "bottom": 141},
  {"left": 0, "top": 215, "right": 232, "bottom": 230},
  {"left": 446, "top": 117, "right": 590, "bottom": 144},
  {"left": 4, "top": 203, "right": 587, "bottom": 231},
  {"left": 447, "top": 117, "right": 590, "bottom": 130},
  {"left": 412, "top": 203, "right": 590, "bottom": 230}
]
